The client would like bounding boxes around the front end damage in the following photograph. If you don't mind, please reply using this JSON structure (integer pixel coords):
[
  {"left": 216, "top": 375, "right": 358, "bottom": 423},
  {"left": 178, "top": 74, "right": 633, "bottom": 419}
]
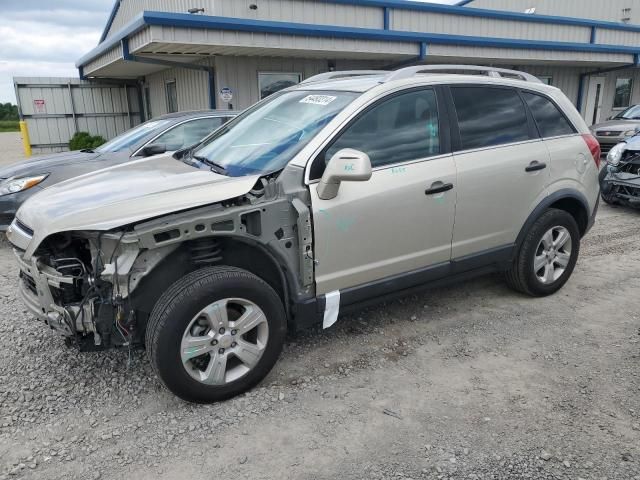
[
  {"left": 12, "top": 228, "right": 167, "bottom": 349},
  {"left": 600, "top": 145, "right": 640, "bottom": 207},
  {"left": 8, "top": 173, "right": 316, "bottom": 350}
]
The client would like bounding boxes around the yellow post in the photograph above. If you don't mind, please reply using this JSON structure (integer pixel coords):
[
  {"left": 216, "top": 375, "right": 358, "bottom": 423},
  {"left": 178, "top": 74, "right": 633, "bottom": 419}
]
[{"left": 19, "top": 120, "right": 32, "bottom": 158}]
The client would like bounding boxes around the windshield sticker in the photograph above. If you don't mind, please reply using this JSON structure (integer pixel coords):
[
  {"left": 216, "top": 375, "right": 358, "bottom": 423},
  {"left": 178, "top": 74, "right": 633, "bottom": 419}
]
[{"left": 299, "top": 95, "right": 337, "bottom": 106}]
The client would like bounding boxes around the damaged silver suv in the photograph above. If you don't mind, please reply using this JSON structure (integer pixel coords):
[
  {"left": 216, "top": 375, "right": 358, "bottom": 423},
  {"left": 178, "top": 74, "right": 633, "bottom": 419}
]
[{"left": 7, "top": 66, "right": 600, "bottom": 403}]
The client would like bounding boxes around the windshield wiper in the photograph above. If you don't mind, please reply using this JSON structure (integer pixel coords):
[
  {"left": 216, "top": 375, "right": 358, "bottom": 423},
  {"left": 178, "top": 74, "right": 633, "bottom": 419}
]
[
  {"left": 80, "top": 148, "right": 95, "bottom": 153},
  {"left": 192, "top": 155, "right": 228, "bottom": 175}
]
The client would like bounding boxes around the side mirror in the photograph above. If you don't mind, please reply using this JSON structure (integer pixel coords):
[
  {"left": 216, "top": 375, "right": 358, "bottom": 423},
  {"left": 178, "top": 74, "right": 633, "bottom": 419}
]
[
  {"left": 139, "top": 144, "right": 167, "bottom": 157},
  {"left": 317, "top": 148, "right": 372, "bottom": 200}
]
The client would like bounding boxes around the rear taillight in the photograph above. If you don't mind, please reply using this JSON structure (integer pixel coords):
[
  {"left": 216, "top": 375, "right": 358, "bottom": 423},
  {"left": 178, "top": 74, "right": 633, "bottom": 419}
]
[{"left": 582, "top": 133, "right": 601, "bottom": 168}]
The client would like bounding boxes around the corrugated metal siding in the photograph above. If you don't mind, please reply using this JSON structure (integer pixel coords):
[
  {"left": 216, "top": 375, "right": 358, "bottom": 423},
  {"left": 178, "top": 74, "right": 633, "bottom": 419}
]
[
  {"left": 427, "top": 44, "right": 633, "bottom": 65},
  {"left": 467, "top": 0, "right": 640, "bottom": 25},
  {"left": 391, "top": 10, "right": 591, "bottom": 43},
  {"left": 213, "top": 56, "right": 328, "bottom": 110},
  {"left": 145, "top": 65, "right": 210, "bottom": 116},
  {"left": 597, "top": 28, "right": 640, "bottom": 48},
  {"left": 147, "top": 26, "right": 416, "bottom": 57},
  {"left": 83, "top": 45, "right": 123, "bottom": 75},
  {"left": 14, "top": 77, "right": 141, "bottom": 154},
  {"left": 105, "top": 0, "right": 382, "bottom": 40},
  {"left": 129, "top": 27, "right": 153, "bottom": 51}
]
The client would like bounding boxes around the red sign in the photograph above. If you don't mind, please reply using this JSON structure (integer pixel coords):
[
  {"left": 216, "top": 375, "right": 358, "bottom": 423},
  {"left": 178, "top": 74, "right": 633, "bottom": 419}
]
[{"left": 33, "top": 99, "right": 46, "bottom": 114}]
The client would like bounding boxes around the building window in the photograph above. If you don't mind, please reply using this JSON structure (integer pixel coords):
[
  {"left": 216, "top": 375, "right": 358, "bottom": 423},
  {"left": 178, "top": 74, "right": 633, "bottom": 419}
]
[
  {"left": 144, "top": 86, "right": 152, "bottom": 120},
  {"left": 258, "top": 72, "right": 302, "bottom": 99},
  {"left": 166, "top": 80, "right": 178, "bottom": 113},
  {"left": 538, "top": 75, "right": 553, "bottom": 85},
  {"left": 614, "top": 78, "right": 633, "bottom": 109}
]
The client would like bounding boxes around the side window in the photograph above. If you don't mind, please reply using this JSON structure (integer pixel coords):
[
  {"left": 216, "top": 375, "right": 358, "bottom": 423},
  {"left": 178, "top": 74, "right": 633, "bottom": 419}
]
[
  {"left": 522, "top": 92, "right": 576, "bottom": 138},
  {"left": 152, "top": 117, "right": 226, "bottom": 150},
  {"left": 451, "top": 87, "right": 531, "bottom": 150},
  {"left": 317, "top": 89, "right": 439, "bottom": 175}
]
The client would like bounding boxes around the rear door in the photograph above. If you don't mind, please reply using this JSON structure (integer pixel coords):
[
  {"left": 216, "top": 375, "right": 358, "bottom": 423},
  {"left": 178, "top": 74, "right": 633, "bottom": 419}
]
[
  {"left": 309, "top": 87, "right": 457, "bottom": 295},
  {"left": 448, "top": 85, "right": 550, "bottom": 259}
]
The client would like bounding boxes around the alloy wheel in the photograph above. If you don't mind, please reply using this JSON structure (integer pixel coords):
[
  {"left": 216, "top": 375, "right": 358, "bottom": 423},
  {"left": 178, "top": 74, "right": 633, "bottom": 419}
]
[
  {"left": 533, "top": 226, "right": 572, "bottom": 285},
  {"left": 180, "top": 298, "right": 269, "bottom": 385}
]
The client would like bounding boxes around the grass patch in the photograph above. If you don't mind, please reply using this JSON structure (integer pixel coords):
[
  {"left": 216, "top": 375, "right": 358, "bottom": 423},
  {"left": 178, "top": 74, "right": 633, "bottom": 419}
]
[{"left": 0, "top": 121, "right": 19, "bottom": 132}]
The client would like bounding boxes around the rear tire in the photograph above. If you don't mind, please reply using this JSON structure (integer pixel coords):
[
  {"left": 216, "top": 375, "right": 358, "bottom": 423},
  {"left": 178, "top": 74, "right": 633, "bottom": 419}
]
[
  {"left": 145, "top": 266, "right": 287, "bottom": 403},
  {"left": 506, "top": 209, "right": 580, "bottom": 297}
]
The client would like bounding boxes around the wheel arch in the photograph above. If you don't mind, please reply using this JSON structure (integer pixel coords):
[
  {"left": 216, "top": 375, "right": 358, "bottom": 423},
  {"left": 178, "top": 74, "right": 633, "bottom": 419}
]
[
  {"left": 131, "top": 235, "right": 298, "bottom": 327},
  {"left": 515, "top": 189, "right": 591, "bottom": 255}
]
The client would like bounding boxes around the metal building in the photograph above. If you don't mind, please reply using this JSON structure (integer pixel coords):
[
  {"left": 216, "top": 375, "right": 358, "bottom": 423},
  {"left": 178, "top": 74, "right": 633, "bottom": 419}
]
[{"left": 17, "top": 0, "right": 640, "bottom": 152}]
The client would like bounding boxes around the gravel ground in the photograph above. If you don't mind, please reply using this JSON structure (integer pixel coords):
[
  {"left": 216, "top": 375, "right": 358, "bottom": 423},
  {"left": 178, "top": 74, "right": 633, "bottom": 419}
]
[
  {"left": 0, "top": 132, "right": 25, "bottom": 167},
  {"left": 1, "top": 204, "right": 639, "bottom": 480}
]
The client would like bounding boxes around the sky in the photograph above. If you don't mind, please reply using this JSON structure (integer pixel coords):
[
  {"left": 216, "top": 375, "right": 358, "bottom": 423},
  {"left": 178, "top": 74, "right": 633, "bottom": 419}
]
[{"left": 0, "top": 0, "right": 456, "bottom": 104}]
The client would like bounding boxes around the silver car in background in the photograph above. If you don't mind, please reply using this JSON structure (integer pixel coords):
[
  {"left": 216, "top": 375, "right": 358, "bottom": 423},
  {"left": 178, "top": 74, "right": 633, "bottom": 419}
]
[{"left": 590, "top": 104, "right": 640, "bottom": 154}]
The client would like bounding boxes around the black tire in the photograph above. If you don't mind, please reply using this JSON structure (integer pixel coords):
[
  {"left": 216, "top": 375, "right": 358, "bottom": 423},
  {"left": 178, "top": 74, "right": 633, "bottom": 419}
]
[
  {"left": 145, "top": 266, "right": 287, "bottom": 403},
  {"left": 598, "top": 167, "right": 618, "bottom": 205},
  {"left": 506, "top": 209, "right": 580, "bottom": 297},
  {"left": 601, "top": 191, "right": 618, "bottom": 205}
]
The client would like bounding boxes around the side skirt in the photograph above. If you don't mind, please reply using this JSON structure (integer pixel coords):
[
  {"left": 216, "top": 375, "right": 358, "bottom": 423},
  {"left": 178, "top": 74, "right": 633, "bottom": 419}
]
[{"left": 291, "top": 244, "right": 514, "bottom": 331}]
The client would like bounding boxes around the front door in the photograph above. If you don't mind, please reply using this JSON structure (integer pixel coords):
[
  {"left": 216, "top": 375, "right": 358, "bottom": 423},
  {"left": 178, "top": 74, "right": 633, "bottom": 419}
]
[
  {"left": 308, "top": 88, "right": 457, "bottom": 295},
  {"left": 584, "top": 76, "right": 606, "bottom": 126}
]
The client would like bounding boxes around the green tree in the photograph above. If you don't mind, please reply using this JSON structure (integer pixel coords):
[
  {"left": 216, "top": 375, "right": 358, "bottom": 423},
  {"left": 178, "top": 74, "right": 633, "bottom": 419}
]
[{"left": 0, "top": 103, "right": 19, "bottom": 121}]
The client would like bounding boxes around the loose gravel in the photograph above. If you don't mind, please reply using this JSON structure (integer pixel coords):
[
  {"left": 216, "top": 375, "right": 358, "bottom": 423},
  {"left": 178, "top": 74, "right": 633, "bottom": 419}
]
[
  {"left": 1, "top": 204, "right": 639, "bottom": 479},
  {"left": 0, "top": 132, "right": 25, "bottom": 167}
]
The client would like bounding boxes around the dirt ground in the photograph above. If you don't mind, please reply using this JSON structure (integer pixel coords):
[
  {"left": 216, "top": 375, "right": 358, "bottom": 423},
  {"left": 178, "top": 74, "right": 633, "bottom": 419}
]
[
  {"left": 0, "top": 132, "right": 25, "bottom": 167},
  {"left": 0, "top": 203, "right": 639, "bottom": 480}
]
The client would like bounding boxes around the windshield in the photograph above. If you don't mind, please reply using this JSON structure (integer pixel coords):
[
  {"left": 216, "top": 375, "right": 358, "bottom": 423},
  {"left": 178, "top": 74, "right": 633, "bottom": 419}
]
[
  {"left": 191, "top": 90, "right": 358, "bottom": 176},
  {"left": 614, "top": 105, "right": 640, "bottom": 120},
  {"left": 96, "top": 119, "right": 173, "bottom": 153}
]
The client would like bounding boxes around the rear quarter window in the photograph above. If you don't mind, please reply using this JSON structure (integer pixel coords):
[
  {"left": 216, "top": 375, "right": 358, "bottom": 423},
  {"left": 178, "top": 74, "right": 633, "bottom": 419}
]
[
  {"left": 522, "top": 92, "right": 576, "bottom": 138},
  {"left": 451, "top": 86, "right": 532, "bottom": 150}
]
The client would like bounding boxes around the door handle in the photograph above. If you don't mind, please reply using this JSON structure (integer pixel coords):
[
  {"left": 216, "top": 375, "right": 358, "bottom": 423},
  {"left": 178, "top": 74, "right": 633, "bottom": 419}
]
[
  {"left": 525, "top": 161, "right": 547, "bottom": 172},
  {"left": 425, "top": 182, "right": 454, "bottom": 195}
]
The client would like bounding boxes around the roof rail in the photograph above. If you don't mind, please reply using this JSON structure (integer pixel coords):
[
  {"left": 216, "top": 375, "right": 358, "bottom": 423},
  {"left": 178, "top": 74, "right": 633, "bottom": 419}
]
[
  {"left": 301, "top": 70, "right": 388, "bottom": 84},
  {"left": 384, "top": 65, "right": 543, "bottom": 83}
]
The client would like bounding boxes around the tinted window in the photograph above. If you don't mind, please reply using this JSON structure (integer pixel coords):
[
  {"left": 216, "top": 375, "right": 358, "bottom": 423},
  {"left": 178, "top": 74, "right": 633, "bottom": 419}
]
[
  {"left": 322, "top": 89, "right": 440, "bottom": 171},
  {"left": 452, "top": 87, "right": 530, "bottom": 150},
  {"left": 152, "top": 117, "right": 227, "bottom": 150},
  {"left": 523, "top": 92, "right": 575, "bottom": 138}
]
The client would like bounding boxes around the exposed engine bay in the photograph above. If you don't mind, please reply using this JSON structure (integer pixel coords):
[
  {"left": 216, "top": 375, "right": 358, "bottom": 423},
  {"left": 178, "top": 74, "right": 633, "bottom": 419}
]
[{"left": 11, "top": 172, "right": 315, "bottom": 351}]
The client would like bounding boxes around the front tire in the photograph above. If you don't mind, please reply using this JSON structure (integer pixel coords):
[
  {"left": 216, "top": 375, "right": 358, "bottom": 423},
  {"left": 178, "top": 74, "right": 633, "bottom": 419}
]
[
  {"left": 599, "top": 167, "right": 618, "bottom": 205},
  {"left": 506, "top": 209, "right": 580, "bottom": 297},
  {"left": 145, "top": 266, "right": 287, "bottom": 403}
]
